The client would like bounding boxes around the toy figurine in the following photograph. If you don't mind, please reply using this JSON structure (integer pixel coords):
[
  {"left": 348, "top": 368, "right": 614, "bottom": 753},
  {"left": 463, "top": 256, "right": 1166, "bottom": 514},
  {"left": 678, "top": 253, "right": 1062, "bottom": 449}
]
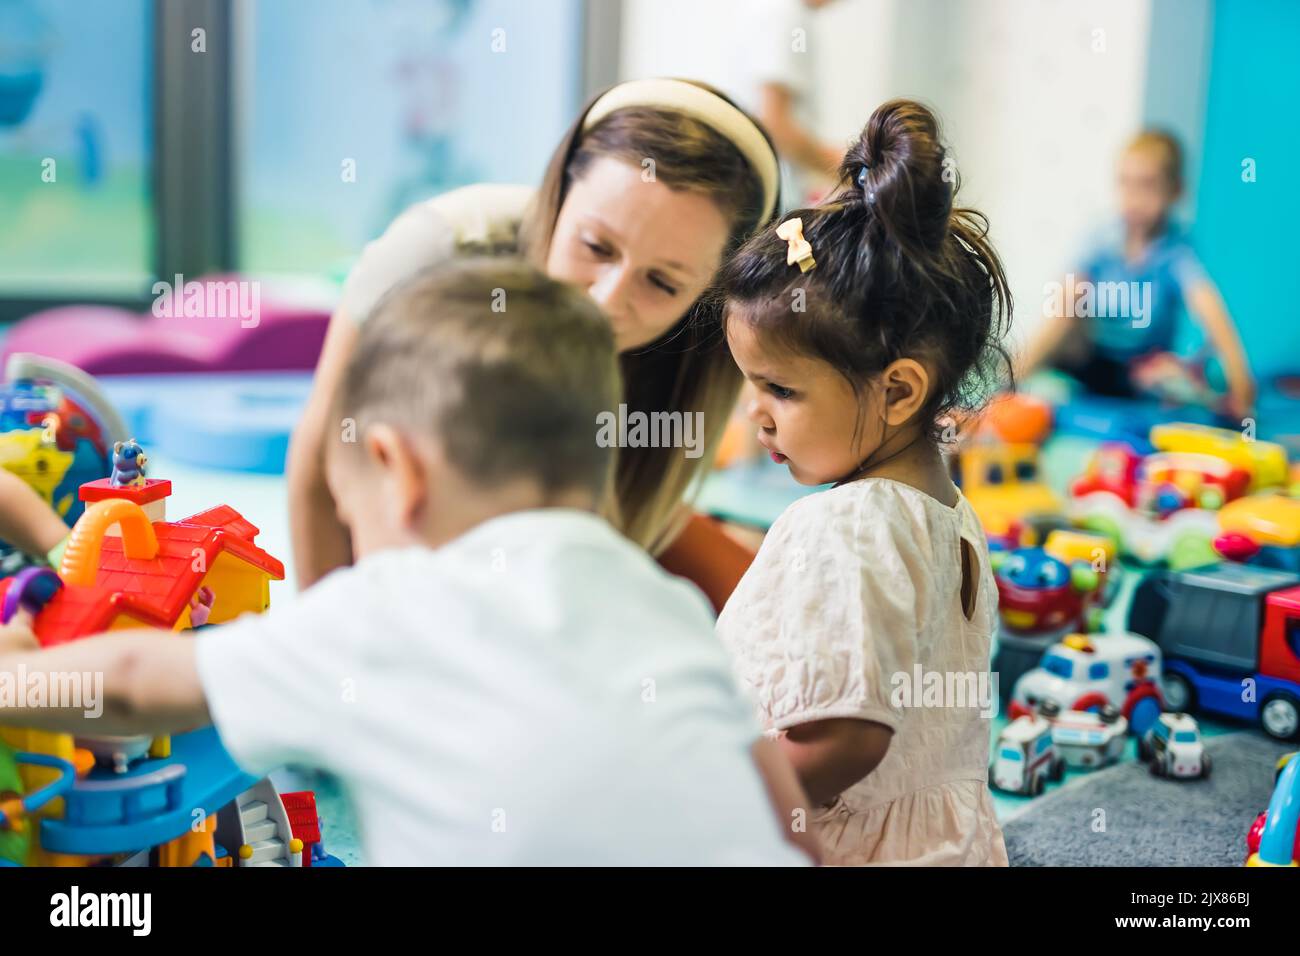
[
  {"left": 110, "top": 438, "right": 147, "bottom": 487},
  {"left": 189, "top": 586, "right": 215, "bottom": 628}
]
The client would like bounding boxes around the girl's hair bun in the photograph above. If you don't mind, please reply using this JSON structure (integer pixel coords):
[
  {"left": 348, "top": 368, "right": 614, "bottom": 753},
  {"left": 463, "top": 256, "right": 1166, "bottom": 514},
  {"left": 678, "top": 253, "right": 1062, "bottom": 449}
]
[
  {"left": 720, "top": 98, "right": 1013, "bottom": 444},
  {"left": 843, "top": 99, "right": 954, "bottom": 256}
]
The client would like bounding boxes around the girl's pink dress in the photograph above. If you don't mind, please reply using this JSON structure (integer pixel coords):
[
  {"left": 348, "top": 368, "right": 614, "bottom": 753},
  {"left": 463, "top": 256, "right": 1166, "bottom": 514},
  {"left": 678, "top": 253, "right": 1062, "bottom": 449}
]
[{"left": 716, "top": 478, "right": 1009, "bottom": 866}]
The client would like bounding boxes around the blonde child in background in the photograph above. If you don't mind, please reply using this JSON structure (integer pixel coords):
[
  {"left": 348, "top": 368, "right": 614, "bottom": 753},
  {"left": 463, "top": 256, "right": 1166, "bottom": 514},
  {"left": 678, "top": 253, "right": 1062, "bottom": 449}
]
[
  {"left": 715, "top": 100, "right": 1011, "bottom": 865},
  {"left": 1018, "top": 129, "right": 1255, "bottom": 419},
  {"left": 0, "top": 260, "right": 815, "bottom": 866}
]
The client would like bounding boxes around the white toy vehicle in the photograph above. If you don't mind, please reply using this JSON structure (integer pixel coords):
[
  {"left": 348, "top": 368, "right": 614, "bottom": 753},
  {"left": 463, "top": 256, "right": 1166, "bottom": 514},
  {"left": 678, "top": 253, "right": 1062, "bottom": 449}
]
[
  {"left": 1010, "top": 632, "right": 1164, "bottom": 737},
  {"left": 1050, "top": 706, "right": 1128, "bottom": 769},
  {"left": 990, "top": 713, "right": 1063, "bottom": 796},
  {"left": 1069, "top": 491, "right": 1218, "bottom": 565},
  {"left": 1139, "top": 712, "right": 1210, "bottom": 779}
]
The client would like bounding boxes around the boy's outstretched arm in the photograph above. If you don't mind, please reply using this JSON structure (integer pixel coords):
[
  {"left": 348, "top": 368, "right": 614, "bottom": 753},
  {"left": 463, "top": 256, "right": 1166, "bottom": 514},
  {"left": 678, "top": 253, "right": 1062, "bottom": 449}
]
[
  {"left": 0, "top": 469, "right": 71, "bottom": 560},
  {"left": 0, "top": 630, "right": 209, "bottom": 737}
]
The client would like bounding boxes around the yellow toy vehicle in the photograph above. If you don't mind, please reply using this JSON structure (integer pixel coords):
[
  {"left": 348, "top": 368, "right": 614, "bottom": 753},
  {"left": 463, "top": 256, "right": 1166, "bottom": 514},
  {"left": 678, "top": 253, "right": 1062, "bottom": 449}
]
[
  {"left": 1150, "top": 422, "right": 1288, "bottom": 492},
  {"left": 961, "top": 442, "right": 1064, "bottom": 548}
]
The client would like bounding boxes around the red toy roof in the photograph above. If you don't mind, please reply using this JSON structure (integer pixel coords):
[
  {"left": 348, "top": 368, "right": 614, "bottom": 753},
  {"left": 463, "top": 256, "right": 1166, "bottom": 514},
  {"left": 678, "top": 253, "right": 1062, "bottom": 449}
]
[{"left": 19, "top": 505, "right": 284, "bottom": 647}]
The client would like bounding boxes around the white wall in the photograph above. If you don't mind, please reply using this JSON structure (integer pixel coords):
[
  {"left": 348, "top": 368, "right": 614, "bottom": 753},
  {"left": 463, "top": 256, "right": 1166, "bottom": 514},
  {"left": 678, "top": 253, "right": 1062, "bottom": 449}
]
[{"left": 620, "top": 0, "right": 1154, "bottom": 350}]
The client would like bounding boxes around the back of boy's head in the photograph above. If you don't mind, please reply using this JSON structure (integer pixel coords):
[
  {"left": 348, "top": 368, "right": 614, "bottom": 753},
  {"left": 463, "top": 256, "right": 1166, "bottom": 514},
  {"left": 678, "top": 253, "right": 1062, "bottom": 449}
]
[
  {"left": 719, "top": 99, "right": 1013, "bottom": 439},
  {"left": 336, "top": 258, "right": 620, "bottom": 500}
]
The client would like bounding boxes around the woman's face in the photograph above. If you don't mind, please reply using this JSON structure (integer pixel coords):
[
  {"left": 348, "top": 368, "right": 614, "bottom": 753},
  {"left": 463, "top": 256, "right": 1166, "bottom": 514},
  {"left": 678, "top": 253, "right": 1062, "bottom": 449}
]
[{"left": 546, "top": 156, "right": 732, "bottom": 351}]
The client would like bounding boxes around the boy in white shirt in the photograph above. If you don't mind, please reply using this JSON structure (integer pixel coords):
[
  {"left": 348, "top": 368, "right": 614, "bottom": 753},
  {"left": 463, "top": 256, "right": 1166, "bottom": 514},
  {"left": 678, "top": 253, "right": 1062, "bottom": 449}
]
[{"left": 0, "top": 260, "right": 812, "bottom": 866}]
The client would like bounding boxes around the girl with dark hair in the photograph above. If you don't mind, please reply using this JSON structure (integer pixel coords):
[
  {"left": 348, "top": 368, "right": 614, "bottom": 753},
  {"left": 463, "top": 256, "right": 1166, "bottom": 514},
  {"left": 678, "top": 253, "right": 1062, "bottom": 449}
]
[{"left": 714, "top": 100, "right": 1013, "bottom": 865}]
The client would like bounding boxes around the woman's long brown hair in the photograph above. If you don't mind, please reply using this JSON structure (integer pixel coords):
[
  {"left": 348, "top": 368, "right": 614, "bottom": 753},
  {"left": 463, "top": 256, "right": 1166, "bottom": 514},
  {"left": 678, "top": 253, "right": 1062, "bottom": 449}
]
[{"left": 520, "top": 82, "right": 780, "bottom": 554}]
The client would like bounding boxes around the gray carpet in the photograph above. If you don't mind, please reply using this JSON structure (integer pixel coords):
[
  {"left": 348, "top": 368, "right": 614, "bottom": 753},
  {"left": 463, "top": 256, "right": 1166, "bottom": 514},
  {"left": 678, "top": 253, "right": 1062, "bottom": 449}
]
[{"left": 1004, "top": 732, "right": 1293, "bottom": 866}]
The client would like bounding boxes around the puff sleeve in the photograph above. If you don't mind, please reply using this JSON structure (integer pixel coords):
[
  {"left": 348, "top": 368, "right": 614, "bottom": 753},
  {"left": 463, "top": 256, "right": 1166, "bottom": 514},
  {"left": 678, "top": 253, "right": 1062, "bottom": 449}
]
[{"left": 716, "top": 483, "right": 929, "bottom": 733}]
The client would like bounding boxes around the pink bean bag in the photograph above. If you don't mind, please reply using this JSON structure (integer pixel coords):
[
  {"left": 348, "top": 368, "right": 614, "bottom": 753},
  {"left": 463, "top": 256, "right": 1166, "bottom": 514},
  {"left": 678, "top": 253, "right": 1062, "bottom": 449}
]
[{"left": 1, "top": 280, "right": 331, "bottom": 375}]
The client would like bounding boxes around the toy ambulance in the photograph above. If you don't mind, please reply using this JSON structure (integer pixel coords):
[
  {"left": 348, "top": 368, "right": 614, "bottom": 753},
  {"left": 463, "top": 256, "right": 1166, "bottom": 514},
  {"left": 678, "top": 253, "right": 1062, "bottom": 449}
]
[
  {"left": 1050, "top": 706, "right": 1128, "bottom": 769},
  {"left": 990, "top": 713, "right": 1063, "bottom": 797},
  {"left": 1139, "top": 712, "right": 1210, "bottom": 780},
  {"left": 1010, "top": 632, "right": 1164, "bottom": 737}
]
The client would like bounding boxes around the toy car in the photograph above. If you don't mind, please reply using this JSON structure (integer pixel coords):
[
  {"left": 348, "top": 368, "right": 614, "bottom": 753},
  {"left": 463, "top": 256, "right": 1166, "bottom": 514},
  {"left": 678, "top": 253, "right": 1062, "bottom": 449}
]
[
  {"left": 961, "top": 442, "right": 1066, "bottom": 549},
  {"left": 1129, "top": 562, "right": 1300, "bottom": 741},
  {"left": 1050, "top": 706, "right": 1128, "bottom": 769},
  {"left": 1010, "top": 632, "right": 1164, "bottom": 736},
  {"left": 990, "top": 713, "right": 1063, "bottom": 796},
  {"left": 1137, "top": 451, "right": 1250, "bottom": 514},
  {"left": 993, "top": 546, "right": 1101, "bottom": 636},
  {"left": 1069, "top": 489, "right": 1219, "bottom": 566},
  {"left": 1071, "top": 443, "right": 1144, "bottom": 507},
  {"left": 1044, "top": 529, "right": 1120, "bottom": 604},
  {"left": 1151, "top": 422, "right": 1288, "bottom": 493},
  {"left": 1245, "top": 752, "right": 1299, "bottom": 866},
  {"left": 1138, "top": 712, "right": 1210, "bottom": 779},
  {"left": 1214, "top": 494, "right": 1300, "bottom": 573}
]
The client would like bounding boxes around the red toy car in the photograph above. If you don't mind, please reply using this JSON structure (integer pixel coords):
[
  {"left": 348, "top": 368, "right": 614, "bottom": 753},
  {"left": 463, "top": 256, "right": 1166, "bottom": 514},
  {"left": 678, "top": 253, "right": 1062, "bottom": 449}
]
[
  {"left": 1071, "top": 443, "right": 1144, "bottom": 507},
  {"left": 994, "top": 547, "right": 1100, "bottom": 636}
]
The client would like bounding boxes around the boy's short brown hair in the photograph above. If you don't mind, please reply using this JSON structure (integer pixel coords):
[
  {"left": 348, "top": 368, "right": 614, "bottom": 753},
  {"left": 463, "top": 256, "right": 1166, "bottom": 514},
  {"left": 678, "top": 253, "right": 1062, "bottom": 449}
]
[{"left": 335, "top": 258, "right": 620, "bottom": 499}]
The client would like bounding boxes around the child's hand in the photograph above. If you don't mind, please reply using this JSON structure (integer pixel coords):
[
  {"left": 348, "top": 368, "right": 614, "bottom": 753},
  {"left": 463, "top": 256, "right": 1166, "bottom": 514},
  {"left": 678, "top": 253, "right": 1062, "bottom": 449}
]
[{"left": 1221, "top": 378, "right": 1257, "bottom": 423}]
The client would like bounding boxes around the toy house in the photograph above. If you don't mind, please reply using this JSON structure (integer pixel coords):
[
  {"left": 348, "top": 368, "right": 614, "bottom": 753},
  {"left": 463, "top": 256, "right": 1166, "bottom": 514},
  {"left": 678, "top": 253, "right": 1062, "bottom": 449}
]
[{"left": 0, "top": 468, "right": 338, "bottom": 867}]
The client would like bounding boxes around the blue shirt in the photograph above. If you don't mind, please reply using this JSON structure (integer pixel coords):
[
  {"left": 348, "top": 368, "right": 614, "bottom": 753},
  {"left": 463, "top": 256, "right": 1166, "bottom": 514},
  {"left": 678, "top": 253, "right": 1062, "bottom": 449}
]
[{"left": 1078, "top": 222, "right": 1208, "bottom": 361}]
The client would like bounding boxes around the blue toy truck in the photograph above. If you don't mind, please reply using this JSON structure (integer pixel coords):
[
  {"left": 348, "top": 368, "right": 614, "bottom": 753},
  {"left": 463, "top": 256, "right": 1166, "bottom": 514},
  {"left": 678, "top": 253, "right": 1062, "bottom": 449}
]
[{"left": 1128, "top": 563, "right": 1300, "bottom": 740}]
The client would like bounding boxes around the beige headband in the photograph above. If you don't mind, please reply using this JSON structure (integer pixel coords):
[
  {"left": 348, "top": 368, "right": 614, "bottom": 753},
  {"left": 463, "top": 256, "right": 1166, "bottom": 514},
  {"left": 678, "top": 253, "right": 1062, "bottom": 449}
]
[{"left": 582, "top": 78, "right": 780, "bottom": 223}]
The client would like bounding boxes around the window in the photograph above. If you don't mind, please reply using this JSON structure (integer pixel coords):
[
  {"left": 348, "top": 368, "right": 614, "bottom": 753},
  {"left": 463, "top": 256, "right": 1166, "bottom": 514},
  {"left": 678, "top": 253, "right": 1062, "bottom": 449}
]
[
  {"left": 1174, "top": 731, "right": 1198, "bottom": 744},
  {"left": 1, "top": 0, "right": 601, "bottom": 321},
  {"left": 236, "top": 0, "right": 584, "bottom": 279},
  {"left": 1088, "top": 662, "right": 1110, "bottom": 681},
  {"left": 1043, "top": 655, "right": 1073, "bottom": 679},
  {"left": 1015, "top": 459, "right": 1037, "bottom": 482},
  {"left": 0, "top": 0, "right": 154, "bottom": 296},
  {"left": 999, "top": 748, "right": 1021, "bottom": 762}
]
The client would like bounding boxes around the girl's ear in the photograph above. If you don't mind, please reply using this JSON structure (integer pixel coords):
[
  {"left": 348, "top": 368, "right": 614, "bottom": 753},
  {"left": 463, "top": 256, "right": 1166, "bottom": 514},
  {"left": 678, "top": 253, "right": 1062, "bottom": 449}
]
[{"left": 880, "top": 358, "right": 931, "bottom": 427}]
